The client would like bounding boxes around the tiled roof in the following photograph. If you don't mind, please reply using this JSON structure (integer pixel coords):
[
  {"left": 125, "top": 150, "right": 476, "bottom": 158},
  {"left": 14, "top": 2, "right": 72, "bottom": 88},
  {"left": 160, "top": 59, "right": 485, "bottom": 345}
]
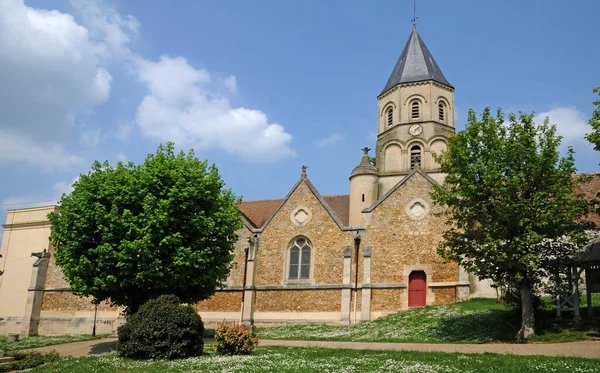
[
  {"left": 575, "top": 172, "right": 600, "bottom": 228},
  {"left": 238, "top": 194, "right": 350, "bottom": 229},
  {"left": 380, "top": 26, "right": 452, "bottom": 96},
  {"left": 323, "top": 195, "right": 350, "bottom": 227},
  {"left": 238, "top": 199, "right": 283, "bottom": 229},
  {"left": 574, "top": 239, "right": 600, "bottom": 263}
]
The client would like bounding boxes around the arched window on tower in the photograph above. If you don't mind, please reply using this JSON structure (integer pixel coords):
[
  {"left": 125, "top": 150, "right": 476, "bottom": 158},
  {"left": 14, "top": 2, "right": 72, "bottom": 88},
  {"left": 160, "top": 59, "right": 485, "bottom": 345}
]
[
  {"left": 411, "top": 101, "right": 420, "bottom": 120},
  {"left": 410, "top": 145, "right": 422, "bottom": 170},
  {"left": 288, "top": 236, "right": 312, "bottom": 281},
  {"left": 387, "top": 108, "right": 393, "bottom": 126},
  {"left": 438, "top": 102, "right": 445, "bottom": 122}
]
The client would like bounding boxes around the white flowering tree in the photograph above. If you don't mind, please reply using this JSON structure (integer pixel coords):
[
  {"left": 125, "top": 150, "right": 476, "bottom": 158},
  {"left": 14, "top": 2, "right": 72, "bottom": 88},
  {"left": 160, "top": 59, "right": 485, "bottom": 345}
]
[{"left": 432, "top": 108, "right": 590, "bottom": 340}]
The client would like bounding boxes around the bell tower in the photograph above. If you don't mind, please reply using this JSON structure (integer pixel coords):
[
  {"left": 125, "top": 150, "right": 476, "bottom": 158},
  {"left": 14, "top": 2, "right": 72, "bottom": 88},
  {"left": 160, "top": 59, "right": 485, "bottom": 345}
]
[{"left": 375, "top": 25, "right": 455, "bottom": 194}]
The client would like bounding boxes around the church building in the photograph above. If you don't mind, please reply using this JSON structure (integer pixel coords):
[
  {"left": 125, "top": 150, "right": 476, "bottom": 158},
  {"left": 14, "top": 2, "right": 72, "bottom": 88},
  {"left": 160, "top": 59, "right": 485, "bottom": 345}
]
[
  {"left": 0, "top": 26, "right": 494, "bottom": 335},
  {"left": 196, "top": 24, "right": 473, "bottom": 327}
]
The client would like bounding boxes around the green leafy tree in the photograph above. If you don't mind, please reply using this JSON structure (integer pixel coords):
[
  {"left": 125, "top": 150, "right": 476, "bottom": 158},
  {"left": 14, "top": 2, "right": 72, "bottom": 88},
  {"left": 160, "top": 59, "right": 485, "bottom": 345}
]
[
  {"left": 49, "top": 143, "right": 242, "bottom": 314},
  {"left": 584, "top": 87, "right": 600, "bottom": 215},
  {"left": 432, "top": 108, "right": 590, "bottom": 340},
  {"left": 584, "top": 87, "right": 600, "bottom": 151}
]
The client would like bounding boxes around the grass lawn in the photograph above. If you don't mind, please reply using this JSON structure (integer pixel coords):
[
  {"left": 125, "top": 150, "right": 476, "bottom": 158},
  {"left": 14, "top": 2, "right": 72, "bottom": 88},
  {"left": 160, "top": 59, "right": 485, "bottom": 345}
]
[
  {"left": 255, "top": 296, "right": 600, "bottom": 344},
  {"left": 25, "top": 346, "right": 600, "bottom": 373},
  {"left": 0, "top": 334, "right": 106, "bottom": 351}
]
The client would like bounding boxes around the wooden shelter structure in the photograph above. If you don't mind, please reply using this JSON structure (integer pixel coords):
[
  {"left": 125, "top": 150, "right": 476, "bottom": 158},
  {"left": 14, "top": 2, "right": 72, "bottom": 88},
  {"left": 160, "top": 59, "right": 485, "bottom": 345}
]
[
  {"left": 557, "top": 239, "right": 600, "bottom": 319},
  {"left": 574, "top": 239, "right": 600, "bottom": 317}
]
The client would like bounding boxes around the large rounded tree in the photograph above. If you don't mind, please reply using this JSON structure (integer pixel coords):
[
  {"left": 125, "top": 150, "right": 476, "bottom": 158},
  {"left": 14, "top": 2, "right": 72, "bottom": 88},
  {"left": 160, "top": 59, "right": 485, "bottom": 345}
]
[{"left": 49, "top": 143, "right": 242, "bottom": 314}]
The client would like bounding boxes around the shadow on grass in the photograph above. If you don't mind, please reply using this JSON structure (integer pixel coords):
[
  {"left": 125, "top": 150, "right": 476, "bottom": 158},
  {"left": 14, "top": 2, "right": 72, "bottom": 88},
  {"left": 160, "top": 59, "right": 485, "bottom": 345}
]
[
  {"left": 434, "top": 308, "right": 519, "bottom": 342},
  {"left": 435, "top": 304, "right": 600, "bottom": 343},
  {"left": 89, "top": 340, "right": 117, "bottom": 355}
]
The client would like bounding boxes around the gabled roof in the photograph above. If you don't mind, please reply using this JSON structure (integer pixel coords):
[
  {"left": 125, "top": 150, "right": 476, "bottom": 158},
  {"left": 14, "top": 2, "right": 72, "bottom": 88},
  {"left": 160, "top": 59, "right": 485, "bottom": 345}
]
[
  {"left": 238, "top": 199, "right": 282, "bottom": 229},
  {"left": 574, "top": 172, "right": 600, "bottom": 228},
  {"left": 574, "top": 239, "right": 600, "bottom": 264},
  {"left": 362, "top": 169, "right": 440, "bottom": 213},
  {"left": 237, "top": 175, "right": 353, "bottom": 231},
  {"left": 380, "top": 26, "right": 452, "bottom": 96}
]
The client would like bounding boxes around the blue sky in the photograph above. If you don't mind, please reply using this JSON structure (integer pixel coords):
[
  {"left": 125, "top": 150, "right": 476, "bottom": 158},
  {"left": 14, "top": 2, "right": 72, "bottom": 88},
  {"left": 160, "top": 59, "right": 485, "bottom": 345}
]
[{"left": 1, "top": 0, "right": 599, "bottom": 235}]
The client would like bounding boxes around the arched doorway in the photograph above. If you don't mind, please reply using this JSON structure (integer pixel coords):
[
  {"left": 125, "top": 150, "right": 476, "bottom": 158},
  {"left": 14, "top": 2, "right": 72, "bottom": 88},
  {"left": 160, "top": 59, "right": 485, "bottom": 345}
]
[{"left": 408, "top": 271, "right": 427, "bottom": 307}]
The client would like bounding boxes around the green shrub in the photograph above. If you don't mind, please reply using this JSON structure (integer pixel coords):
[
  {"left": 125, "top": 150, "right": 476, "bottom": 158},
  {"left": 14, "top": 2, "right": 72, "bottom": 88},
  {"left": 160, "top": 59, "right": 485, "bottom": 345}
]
[
  {"left": 0, "top": 351, "right": 62, "bottom": 373},
  {"left": 213, "top": 322, "right": 258, "bottom": 355},
  {"left": 117, "top": 294, "right": 204, "bottom": 360}
]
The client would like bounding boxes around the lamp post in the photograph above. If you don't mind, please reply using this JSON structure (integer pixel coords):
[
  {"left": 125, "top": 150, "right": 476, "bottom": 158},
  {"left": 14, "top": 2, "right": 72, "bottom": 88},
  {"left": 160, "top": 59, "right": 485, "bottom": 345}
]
[
  {"left": 353, "top": 231, "right": 361, "bottom": 324},
  {"left": 92, "top": 303, "right": 98, "bottom": 337},
  {"left": 240, "top": 245, "right": 249, "bottom": 323}
]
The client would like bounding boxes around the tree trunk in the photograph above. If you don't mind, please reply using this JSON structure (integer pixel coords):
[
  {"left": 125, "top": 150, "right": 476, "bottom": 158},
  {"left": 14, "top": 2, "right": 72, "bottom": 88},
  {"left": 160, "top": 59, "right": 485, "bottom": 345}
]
[{"left": 517, "top": 282, "right": 535, "bottom": 340}]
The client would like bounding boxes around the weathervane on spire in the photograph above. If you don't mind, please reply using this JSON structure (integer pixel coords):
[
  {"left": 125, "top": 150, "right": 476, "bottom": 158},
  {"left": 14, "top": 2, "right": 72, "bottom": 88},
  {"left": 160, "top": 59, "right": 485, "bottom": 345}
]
[{"left": 411, "top": 0, "right": 418, "bottom": 28}]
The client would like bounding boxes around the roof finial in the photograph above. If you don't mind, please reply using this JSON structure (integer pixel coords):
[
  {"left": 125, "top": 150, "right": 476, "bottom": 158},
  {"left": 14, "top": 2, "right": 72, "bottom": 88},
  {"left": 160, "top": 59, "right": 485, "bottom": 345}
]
[
  {"left": 362, "top": 146, "right": 370, "bottom": 155},
  {"left": 301, "top": 164, "right": 308, "bottom": 178},
  {"left": 411, "top": 0, "right": 418, "bottom": 29}
]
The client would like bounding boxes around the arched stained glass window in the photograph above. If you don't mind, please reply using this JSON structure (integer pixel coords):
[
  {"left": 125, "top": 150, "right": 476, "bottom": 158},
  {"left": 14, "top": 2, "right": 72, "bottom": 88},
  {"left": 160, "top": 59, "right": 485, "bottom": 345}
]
[{"left": 288, "top": 236, "right": 311, "bottom": 280}]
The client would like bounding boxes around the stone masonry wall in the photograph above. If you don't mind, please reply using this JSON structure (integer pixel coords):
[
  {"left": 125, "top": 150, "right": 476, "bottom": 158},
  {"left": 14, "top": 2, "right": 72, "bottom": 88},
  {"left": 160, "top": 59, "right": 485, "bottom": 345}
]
[
  {"left": 257, "top": 181, "right": 356, "bottom": 286},
  {"left": 194, "top": 291, "right": 243, "bottom": 312},
  {"left": 371, "top": 289, "right": 405, "bottom": 311},
  {"left": 253, "top": 181, "right": 357, "bottom": 312},
  {"left": 226, "top": 226, "right": 253, "bottom": 287},
  {"left": 365, "top": 173, "right": 458, "bottom": 285},
  {"left": 255, "top": 290, "right": 341, "bottom": 312},
  {"left": 432, "top": 287, "right": 455, "bottom": 305}
]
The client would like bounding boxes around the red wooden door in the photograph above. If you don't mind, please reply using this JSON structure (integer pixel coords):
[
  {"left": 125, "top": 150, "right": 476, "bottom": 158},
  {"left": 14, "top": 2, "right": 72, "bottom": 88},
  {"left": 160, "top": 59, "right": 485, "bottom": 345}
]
[{"left": 408, "top": 271, "right": 426, "bottom": 307}]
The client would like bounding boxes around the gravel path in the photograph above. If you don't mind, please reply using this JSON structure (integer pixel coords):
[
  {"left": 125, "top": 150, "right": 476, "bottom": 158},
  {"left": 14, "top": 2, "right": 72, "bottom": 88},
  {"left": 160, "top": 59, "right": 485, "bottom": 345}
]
[{"left": 26, "top": 337, "right": 600, "bottom": 359}]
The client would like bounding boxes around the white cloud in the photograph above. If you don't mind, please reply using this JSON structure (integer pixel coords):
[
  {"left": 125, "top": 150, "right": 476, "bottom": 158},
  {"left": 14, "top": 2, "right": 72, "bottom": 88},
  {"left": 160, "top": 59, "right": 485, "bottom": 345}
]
[
  {"left": 0, "top": 0, "right": 136, "bottom": 169},
  {"left": 534, "top": 106, "right": 590, "bottom": 150},
  {"left": 116, "top": 151, "right": 128, "bottom": 163},
  {"left": 81, "top": 128, "right": 102, "bottom": 147},
  {"left": 53, "top": 177, "right": 78, "bottom": 197},
  {"left": 0, "top": 129, "right": 83, "bottom": 171},
  {"left": 134, "top": 55, "right": 295, "bottom": 162},
  {"left": 0, "top": 177, "right": 78, "bottom": 214},
  {"left": 70, "top": 0, "right": 139, "bottom": 59},
  {"left": 314, "top": 133, "right": 344, "bottom": 148},
  {"left": 223, "top": 75, "right": 237, "bottom": 93},
  {"left": 114, "top": 121, "right": 133, "bottom": 140}
]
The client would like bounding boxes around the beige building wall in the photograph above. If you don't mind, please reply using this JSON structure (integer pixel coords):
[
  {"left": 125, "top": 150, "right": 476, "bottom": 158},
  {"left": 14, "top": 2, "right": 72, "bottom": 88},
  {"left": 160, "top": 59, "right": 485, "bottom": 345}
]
[
  {"left": 377, "top": 81, "right": 455, "bottom": 133},
  {"left": 0, "top": 206, "right": 56, "bottom": 318},
  {"left": 375, "top": 81, "right": 454, "bottom": 197},
  {"left": 349, "top": 173, "right": 378, "bottom": 227}
]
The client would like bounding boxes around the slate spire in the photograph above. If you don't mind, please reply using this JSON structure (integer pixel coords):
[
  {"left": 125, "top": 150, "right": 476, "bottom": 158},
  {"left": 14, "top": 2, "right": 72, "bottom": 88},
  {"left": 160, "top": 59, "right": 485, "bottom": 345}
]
[{"left": 380, "top": 26, "right": 452, "bottom": 96}]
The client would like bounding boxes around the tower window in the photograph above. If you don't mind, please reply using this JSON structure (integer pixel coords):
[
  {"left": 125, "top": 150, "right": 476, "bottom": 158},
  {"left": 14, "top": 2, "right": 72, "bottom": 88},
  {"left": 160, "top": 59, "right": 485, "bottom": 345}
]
[
  {"left": 439, "top": 103, "right": 445, "bottom": 122},
  {"left": 362, "top": 194, "right": 365, "bottom": 202},
  {"left": 387, "top": 108, "right": 393, "bottom": 126},
  {"left": 410, "top": 145, "right": 422, "bottom": 170},
  {"left": 411, "top": 101, "right": 420, "bottom": 119},
  {"left": 288, "top": 236, "right": 312, "bottom": 280}
]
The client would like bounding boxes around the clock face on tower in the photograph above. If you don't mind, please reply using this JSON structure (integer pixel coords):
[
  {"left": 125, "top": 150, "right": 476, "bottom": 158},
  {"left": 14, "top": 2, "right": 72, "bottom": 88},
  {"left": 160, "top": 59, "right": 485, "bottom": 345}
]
[{"left": 409, "top": 124, "right": 423, "bottom": 136}]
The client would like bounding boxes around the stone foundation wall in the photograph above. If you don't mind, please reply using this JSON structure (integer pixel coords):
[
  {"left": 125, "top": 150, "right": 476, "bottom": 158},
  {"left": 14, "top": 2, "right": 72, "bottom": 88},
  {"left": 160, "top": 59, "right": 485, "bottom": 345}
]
[
  {"left": 255, "top": 289, "right": 341, "bottom": 312},
  {"left": 0, "top": 317, "right": 26, "bottom": 335},
  {"left": 371, "top": 288, "right": 404, "bottom": 311},
  {"left": 194, "top": 291, "right": 243, "bottom": 312},
  {"left": 432, "top": 287, "right": 456, "bottom": 305},
  {"left": 37, "top": 311, "right": 123, "bottom": 336}
]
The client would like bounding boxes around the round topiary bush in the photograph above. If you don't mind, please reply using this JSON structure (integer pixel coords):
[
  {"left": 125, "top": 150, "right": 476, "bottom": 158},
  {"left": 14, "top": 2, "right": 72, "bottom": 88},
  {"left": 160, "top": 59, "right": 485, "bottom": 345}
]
[{"left": 117, "top": 295, "right": 204, "bottom": 360}]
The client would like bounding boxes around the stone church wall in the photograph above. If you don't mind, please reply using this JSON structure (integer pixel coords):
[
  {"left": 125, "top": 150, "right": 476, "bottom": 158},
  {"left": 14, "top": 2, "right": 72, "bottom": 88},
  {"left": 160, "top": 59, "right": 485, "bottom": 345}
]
[{"left": 363, "top": 172, "right": 464, "bottom": 311}]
